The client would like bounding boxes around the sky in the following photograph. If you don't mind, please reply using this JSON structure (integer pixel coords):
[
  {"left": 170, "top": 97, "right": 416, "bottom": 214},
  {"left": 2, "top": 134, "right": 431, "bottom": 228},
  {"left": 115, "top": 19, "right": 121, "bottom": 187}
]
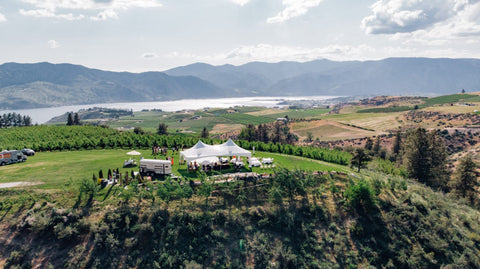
[{"left": 1, "top": 0, "right": 480, "bottom": 72}]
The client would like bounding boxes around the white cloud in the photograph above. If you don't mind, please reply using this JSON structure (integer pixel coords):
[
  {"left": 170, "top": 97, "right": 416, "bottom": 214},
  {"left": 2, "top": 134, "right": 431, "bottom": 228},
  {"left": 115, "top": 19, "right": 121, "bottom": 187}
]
[
  {"left": 267, "top": 0, "right": 324, "bottom": 23},
  {"left": 91, "top": 9, "right": 118, "bottom": 20},
  {"left": 19, "top": 0, "right": 162, "bottom": 20},
  {"left": 230, "top": 0, "right": 250, "bottom": 6},
  {"left": 20, "top": 8, "right": 85, "bottom": 20},
  {"left": 166, "top": 44, "right": 376, "bottom": 64},
  {"left": 0, "top": 13, "right": 6, "bottom": 22},
  {"left": 362, "top": 0, "right": 480, "bottom": 35},
  {"left": 48, "top": 39, "right": 60, "bottom": 49}
]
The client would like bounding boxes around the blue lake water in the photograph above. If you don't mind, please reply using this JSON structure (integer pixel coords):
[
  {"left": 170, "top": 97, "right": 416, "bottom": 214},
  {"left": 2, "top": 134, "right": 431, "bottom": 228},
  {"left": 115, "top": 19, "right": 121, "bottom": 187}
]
[{"left": 0, "top": 96, "right": 338, "bottom": 124}]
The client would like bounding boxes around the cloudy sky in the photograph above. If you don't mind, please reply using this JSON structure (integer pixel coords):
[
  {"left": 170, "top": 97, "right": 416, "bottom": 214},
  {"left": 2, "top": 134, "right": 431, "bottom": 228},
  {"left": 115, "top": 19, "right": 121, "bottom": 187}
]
[{"left": 1, "top": 0, "right": 480, "bottom": 72}]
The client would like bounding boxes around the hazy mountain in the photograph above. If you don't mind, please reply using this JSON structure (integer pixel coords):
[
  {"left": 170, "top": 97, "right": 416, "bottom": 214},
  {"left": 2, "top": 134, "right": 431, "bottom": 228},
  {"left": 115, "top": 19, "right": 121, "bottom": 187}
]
[
  {"left": 0, "top": 62, "right": 223, "bottom": 109},
  {"left": 166, "top": 58, "right": 480, "bottom": 96},
  {"left": 2, "top": 58, "right": 480, "bottom": 109}
]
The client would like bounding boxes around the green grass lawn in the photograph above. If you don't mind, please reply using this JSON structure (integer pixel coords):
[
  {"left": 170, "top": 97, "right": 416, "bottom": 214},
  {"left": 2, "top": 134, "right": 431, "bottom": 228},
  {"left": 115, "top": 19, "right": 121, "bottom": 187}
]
[
  {"left": 420, "top": 93, "right": 478, "bottom": 108},
  {"left": 0, "top": 149, "right": 350, "bottom": 190}
]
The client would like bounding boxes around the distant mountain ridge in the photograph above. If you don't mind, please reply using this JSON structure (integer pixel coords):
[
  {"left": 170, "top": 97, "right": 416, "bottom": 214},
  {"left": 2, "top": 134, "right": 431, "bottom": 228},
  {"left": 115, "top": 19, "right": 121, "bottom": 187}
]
[
  {"left": 0, "top": 62, "right": 224, "bottom": 109},
  {"left": 166, "top": 58, "right": 480, "bottom": 96},
  {"left": 1, "top": 58, "right": 480, "bottom": 109}
]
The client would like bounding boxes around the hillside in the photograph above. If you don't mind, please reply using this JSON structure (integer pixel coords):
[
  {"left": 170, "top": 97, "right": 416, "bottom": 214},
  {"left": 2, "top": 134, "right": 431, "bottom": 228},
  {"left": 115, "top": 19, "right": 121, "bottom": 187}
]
[{"left": 0, "top": 62, "right": 223, "bottom": 109}]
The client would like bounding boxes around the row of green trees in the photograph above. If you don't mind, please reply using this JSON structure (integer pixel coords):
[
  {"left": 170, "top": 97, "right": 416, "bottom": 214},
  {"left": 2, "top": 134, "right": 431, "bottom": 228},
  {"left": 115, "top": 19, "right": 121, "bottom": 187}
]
[
  {"left": 0, "top": 112, "right": 32, "bottom": 128},
  {"left": 238, "top": 122, "right": 297, "bottom": 144},
  {"left": 66, "top": 113, "right": 81, "bottom": 126}
]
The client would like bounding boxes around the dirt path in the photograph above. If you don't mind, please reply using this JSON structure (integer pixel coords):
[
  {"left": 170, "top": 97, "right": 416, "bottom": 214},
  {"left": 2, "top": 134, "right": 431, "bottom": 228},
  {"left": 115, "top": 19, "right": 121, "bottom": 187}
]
[{"left": 0, "top": 182, "right": 42, "bottom": 189}]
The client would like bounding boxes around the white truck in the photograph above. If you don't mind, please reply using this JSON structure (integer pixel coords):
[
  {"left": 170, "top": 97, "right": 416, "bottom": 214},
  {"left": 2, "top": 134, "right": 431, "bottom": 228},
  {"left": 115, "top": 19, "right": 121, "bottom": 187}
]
[
  {"left": 139, "top": 159, "right": 172, "bottom": 177},
  {"left": 0, "top": 150, "right": 27, "bottom": 166}
]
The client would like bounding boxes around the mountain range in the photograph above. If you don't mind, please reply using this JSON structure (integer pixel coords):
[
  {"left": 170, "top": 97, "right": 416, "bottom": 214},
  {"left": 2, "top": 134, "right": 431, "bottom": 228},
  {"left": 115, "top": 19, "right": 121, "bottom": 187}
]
[{"left": 1, "top": 58, "right": 480, "bottom": 109}]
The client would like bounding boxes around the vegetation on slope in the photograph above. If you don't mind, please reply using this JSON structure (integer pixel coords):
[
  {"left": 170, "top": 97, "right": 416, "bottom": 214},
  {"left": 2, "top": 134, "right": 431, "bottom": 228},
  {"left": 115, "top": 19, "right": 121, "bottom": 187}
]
[{"left": 1, "top": 169, "right": 480, "bottom": 268}]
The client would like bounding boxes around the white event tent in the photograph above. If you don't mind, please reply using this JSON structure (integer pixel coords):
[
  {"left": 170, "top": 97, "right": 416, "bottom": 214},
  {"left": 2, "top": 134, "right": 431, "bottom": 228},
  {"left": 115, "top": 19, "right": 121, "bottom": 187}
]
[{"left": 180, "top": 139, "right": 251, "bottom": 163}]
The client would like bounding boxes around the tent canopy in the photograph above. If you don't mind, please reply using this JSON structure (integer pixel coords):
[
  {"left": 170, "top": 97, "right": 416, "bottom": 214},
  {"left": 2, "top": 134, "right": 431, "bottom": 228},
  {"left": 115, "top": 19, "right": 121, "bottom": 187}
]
[
  {"left": 127, "top": 150, "right": 142, "bottom": 156},
  {"left": 180, "top": 139, "right": 251, "bottom": 162}
]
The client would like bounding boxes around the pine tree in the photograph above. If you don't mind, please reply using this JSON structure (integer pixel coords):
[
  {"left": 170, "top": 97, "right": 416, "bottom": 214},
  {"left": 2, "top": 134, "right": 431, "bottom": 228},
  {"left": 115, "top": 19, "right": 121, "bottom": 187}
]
[
  {"left": 450, "top": 154, "right": 478, "bottom": 202},
  {"left": 73, "top": 113, "right": 80, "bottom": 125},
  {"left": 392, "top": 130, "right": 402, "bottom": 156},
  {"left": 428, "top": 130, "right": 450, "bottom": 188},
  {"left": 403, "top": 128, "right": 450, "bottom": 189},
  {"left": 372, "top": 137, "right": 381, "bottom": 156},
  {"left": 201, "top": 127, "right": 209, "bottom": 138},
  {"left": 67, "top": 113, "right": 73, "bottom": 126}
]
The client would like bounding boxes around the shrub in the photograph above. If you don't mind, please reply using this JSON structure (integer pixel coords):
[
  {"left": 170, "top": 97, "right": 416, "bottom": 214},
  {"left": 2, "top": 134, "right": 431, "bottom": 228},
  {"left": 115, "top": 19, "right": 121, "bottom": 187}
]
[{"left": 344, "top": 180, "right": 377, "bottom": 213}]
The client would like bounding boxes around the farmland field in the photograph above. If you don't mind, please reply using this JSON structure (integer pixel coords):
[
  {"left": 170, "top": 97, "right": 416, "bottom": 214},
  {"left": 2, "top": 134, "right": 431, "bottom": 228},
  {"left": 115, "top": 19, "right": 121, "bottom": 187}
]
[
  {"left": 322, "top": 112, "right": 404, "bottom": 132},
  {"left": 290, "top": 120, "right": 374, "bottom": 141}
]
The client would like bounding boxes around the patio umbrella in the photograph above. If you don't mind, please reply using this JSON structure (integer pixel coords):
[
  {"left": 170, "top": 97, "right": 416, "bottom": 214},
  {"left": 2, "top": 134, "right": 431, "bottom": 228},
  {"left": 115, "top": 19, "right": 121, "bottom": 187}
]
[{"left": 127, "top": 150, "right": 141, "bottom": 156}]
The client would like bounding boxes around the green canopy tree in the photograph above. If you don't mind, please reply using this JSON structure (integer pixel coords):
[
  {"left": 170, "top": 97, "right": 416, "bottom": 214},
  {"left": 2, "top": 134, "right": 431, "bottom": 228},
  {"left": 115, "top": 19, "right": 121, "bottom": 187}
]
[
  {"left": 157, "top": 123, "right": 168, "bottom": 135},
  {"left": 351, "top": 148, "right": 371, "bottom": 173}
]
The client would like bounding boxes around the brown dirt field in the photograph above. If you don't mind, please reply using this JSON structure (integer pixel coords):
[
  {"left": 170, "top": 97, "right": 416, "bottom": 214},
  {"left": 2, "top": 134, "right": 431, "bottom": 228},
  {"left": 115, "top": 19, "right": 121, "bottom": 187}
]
[
  {"left": 211, "top": 124, "right": 245, "bottom": 134},
  {"left": 424, "top": 104, "right": 480, "bottom": 114},
  {"left": 290, "top": 120, "right": 374, "bottom": 141}
]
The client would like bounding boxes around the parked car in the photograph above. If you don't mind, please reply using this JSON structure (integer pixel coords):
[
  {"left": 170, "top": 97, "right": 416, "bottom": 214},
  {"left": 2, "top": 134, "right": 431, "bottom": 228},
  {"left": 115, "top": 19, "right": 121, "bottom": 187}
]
[{"left": 22, "top": 148, "right": 35, "bottom": 156}]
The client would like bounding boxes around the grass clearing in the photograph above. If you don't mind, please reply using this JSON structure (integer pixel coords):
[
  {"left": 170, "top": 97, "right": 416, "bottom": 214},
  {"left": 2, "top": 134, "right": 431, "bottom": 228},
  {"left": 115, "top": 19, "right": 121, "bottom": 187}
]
[
  {"left": 0, "top": 149, "right": 349, "bottom": 190},
  {"left": 420, "top": 93, "right": 478, "bottom": 108}
]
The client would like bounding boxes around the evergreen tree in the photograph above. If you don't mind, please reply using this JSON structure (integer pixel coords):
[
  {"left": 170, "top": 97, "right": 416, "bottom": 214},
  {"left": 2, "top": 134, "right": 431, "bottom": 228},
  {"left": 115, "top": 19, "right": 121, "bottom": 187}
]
[
  {"left": 450, "top": 154, "right": 478, "bottom": 202},
  {"left": 392, "top": 130, "right": 402, "bottom": 156},
  {"left": 351, "top": 148, "right": 371, "bottom": 173},
  {"left": 372, "top": 137, "right": 381, "bottom": 156},
  {"left": 73, "top": 113, "right": 80, "bottom": 125},
  {"left": 256, "top": 124, "right": 269, "bottom": 143},
  {"left": 67, "top": 113, "right": 73, "bottom": 126},
  {"left": 23, "top": 115, "right": 32, "bottom": 126},
  {"left": 403, "top": 128, "right": 450, "bottom": 189},
  {"left": 201, "top": 127, "right": 209, "bottom": 138},
  {"left": 271, "top": 122, "right": 285, "bottom": 143},
  {"left": 157, "top": 123, "right": 168, "bottom": 135},
  {"left": 428, "top": 130, "right": 450, "bottom": 188}
]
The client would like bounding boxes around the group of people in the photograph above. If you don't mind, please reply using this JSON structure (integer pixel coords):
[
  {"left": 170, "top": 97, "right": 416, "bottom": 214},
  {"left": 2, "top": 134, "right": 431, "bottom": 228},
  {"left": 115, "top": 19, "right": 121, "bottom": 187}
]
[
  {"left": 152, "top": 146, "right": 179, "bottom": 156},
  {"left": 152, "top": 146, "right": 168, "bottom": 155}
]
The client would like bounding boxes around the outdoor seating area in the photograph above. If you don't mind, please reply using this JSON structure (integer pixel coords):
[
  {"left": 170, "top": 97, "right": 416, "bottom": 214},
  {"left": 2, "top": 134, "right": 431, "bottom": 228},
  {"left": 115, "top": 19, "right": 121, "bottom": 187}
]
[{"left": 181, "top": 139, "right": 252, "bottom": 173}]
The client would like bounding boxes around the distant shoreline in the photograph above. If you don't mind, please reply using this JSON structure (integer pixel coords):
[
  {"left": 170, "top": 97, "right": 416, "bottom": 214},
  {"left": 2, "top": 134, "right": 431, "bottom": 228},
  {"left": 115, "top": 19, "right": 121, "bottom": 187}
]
[{"left": 0, "top": 96, "right": 339, "bottom": 124}]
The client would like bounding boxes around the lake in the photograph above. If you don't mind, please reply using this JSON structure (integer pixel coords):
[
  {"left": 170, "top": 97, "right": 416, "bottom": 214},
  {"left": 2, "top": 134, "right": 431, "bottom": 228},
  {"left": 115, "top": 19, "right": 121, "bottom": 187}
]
[{"left": 0, "top": 96, "right": 338, "bottom": 124}]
